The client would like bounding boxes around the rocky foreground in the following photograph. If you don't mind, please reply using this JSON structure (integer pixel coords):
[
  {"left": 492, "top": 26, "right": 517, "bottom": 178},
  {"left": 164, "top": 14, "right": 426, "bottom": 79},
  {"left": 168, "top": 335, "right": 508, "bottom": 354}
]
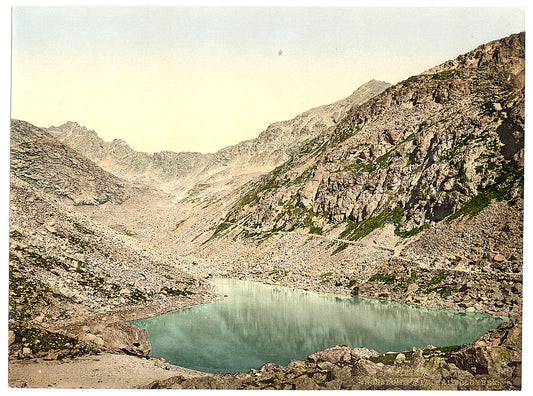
[{"left": 145, "top": 320, "right": 521, "bottom": 390}]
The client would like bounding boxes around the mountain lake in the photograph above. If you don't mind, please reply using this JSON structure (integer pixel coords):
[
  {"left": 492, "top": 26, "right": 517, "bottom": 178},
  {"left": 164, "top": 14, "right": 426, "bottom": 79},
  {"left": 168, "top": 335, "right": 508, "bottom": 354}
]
[{"left": 130, "top": 277, "right": 502, "bottom": 374}]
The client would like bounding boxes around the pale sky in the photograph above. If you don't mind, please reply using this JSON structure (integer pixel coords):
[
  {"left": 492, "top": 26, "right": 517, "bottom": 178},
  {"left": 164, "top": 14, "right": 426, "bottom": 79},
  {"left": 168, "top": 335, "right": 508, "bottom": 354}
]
[{"left": 11, "top": 6, "right": 525, "bottom": 154}]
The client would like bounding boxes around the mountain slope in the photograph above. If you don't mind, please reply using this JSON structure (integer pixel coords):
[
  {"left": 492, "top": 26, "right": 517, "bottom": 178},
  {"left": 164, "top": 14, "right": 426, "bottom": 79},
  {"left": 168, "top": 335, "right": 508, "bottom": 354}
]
[
  {"left": 9, "top": 120, "right": 215, "bottom": 362},
  {"left": 11, "top": 119, "right": 131, "bottom": 205},
  {"left": 167, "top": 33, "right": 524, "bottom": 321},
  {"left": 45, "top": 80, "right": 390, "bottom": 194},
  {"left": 214, "top": 32, "right": 524, "bottom": 244}
]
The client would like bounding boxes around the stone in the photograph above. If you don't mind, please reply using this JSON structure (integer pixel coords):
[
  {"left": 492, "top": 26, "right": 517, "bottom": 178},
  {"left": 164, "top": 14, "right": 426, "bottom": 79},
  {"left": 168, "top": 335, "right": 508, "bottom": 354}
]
[
  {"left": 43, "top": 351, "right": 60, "bottom": 360},
  {"left": 394, "top": 353, "right": 406, "bottom": 365},
  {"left": 410, "top": 349, "right": 425, "bottom": 367},
  {"left": 99, "top": 321, "right": 151, "bottom": 357},
  {"left": 259, "top": 362, "right": 277, "bottom": 373},
  {"left": 292, "top": 375, "right": 319, "bottom": 390},
  {"left": 450, "top": 346, "right": 491, "bottom": 375},
  {"left": 407, "top": 283, "right": 419, "bottom": 293},
  {"left": 22, "top": 347, "right": 32, "bottom": 356},
  {"left": 352, "top": 359, "right": 382, "bottom": 377},
  {"left": 308, "top": 345, "right": 352, "bottom": 364},
  {"left": 351, "top": 347, "right": 380, "bottom": 360},
  {"left": 8, "top": 330, "right": 15, "bottom": 346},
  {"left": 493, "top": 254, "right": 505, "bottom": 262}
]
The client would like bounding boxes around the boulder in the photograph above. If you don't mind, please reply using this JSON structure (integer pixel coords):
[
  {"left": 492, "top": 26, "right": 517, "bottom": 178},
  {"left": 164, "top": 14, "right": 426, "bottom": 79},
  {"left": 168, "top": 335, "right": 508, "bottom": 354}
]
[
  {"left": 407, "top": 283, "right": 419, "bottom": 293},
  {"left": 307, "top": 345, "right": 352, "bottom": 364},
  {"left": 8, "top": 330, "right": 15, "bottom": 346},
  {"left": 394, "top": 353, "right": 406, "bottom": 365},
  {"left": 450, "top": 345, "right": 491, "bottom": 374},
  {"left": 292, "top": 375, "right": 319, "bottom": 390},
  {"left": 351, "top": 347, "right": 380, "bottom": 360},
  {"left": 410, "top": 349, "right": 425, "bottom": 367},
  {"left": 99, "top": 321, "right": 150, "bottom": 357},
  {"left": 352, "top": 359, "right": 382, "bottom": 377}
]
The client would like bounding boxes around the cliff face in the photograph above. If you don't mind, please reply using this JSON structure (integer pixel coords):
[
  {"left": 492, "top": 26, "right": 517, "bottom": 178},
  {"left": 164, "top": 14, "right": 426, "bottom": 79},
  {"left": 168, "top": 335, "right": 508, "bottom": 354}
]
[
  {"left": 10, "top": 120, "right": 131, "bottom": 206},
  {"left": 218, "top": 33, "right": 524, "bottom": 242},
  {"left": 45, "top": 80, "right": 390, "bottom": 191}
]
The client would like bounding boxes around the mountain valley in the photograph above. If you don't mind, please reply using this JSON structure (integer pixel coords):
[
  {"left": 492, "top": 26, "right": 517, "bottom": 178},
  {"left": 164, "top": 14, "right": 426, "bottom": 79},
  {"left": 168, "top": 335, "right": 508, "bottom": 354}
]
[{"left": 9, "top": 33, "right": 525, "bottom": 390}]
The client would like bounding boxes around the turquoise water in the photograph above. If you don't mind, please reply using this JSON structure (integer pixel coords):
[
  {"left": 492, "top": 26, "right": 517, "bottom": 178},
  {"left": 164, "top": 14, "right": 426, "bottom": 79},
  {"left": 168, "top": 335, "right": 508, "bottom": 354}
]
[{"left": 131, "top": 278, "right": 501, "bottom": 374}]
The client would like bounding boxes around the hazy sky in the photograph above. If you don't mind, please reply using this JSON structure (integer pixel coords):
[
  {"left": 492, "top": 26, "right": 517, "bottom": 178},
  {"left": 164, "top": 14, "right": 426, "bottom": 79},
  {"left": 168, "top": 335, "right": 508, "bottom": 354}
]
[{"left": 11, "top": 6, "right": 525, "bottom": 154}]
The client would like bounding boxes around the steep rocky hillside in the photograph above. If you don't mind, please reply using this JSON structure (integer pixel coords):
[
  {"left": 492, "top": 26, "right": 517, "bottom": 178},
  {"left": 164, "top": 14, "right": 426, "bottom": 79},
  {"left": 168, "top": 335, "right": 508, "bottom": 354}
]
[
  {"left": 45, "top": 80, "right": 390, "bottom": 195},
  {"left": 210, "top": 33, "right": 524, "bottom": 249},
  {"left": 9, "top": 121, "right": 215, "bottom": 363},
  {"left": 11, "top": 120, "right": 131, "bottom": 206}
]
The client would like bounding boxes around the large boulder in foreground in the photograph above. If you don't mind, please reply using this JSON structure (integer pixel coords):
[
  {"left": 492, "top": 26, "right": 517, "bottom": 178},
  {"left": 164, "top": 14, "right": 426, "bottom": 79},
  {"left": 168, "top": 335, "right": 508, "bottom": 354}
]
[{"left": 99, "top": 321, "right": 151, "bottom": 357}]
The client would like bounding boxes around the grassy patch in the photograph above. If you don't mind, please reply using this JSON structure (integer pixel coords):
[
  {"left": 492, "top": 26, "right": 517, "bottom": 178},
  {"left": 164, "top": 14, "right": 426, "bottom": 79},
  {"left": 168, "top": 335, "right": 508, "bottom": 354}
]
[
  {"left": 11, "top": 327, "right": 80, "bottom": 353},
  {"left": 395, "top": 222, "right": 431, "bottom": 238},
  {"left": 338, "top": 207, "right": 404, "bottom": 242},
  {"left": 332, "top": 242, "right": 350, "bottom": 255},
  {"left": 161, "top": 286, "right": 193, "bottom": 297},
  {"left": 268, "top": 269, "right": 290, "bottom": 277},
  {"left": 10, "top": 230, "right": 24, "bottom": 240},
  {"left": 129, "top": 288, "right": 149, "bottom": 302},
  {"left": 12, "top": 245, "right": 70, "bottom": 275},
  {"left": 346, "top": 279, "right": 357, "bottom": 288},
  {"left": 77, "top": 272, "right": 121, "bottom": 299},
  {"left": 331, "top": 126, "right": 362, "bottom": 146},
  {"left": 431, "top": 69, "right": 456, "bottom": 80},
  {"left": 369, "top": 273, "right": 397, "bottom": 284},
  {"left": 344, "top": 151, "right": 391, "bottom": 174},
  {"left": 447, "top": 164, "right": 523, "bottom": 221}
]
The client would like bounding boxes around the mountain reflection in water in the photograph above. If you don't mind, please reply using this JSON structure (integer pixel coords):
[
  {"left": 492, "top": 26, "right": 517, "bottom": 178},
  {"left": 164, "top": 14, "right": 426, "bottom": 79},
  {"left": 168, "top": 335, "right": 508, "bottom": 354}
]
[{"left": 131, "top": 278, "right": 501, "bottom": 374}]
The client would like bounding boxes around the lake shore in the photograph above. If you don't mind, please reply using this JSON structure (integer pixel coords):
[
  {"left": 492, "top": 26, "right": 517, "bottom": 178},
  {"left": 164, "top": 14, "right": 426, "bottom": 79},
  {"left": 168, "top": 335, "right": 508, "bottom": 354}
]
[{"left": 8, "top": 275, "right": 521, "bottom": 389}]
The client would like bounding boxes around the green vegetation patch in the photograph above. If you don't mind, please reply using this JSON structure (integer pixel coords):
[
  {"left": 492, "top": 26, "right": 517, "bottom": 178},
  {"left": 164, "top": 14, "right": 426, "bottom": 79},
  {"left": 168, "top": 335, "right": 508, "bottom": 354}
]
[
  {"left": 447, "top": 163, "right": 523, "bottom": 221},
  {"left": 9, "top": 265, "right": 73, "bottom": 322},
  {"left": 12, "top": 245, "right": 70, "bottom": 275},
  {"left": 337, "top": 207, "right": 404, "bottom": 244},
  {"left": 74, "top": 223, "right": 94, "bottom": 235},
  {"left": 440, "top": 132, "right": 487, "bottom": 163},
  {"left": 331, "top": 126, "right": 362, "bottom": 146},
  {"left": 330, "top": 201, "right": 408, "bottom": 255},
  {"left": 395, "top": 222, "right": 431, "bottom": 238},
  {"left": 11, "top": 327, "right": 79, "bottom": 353},
  {"left": 343, "top": 151, "right": 391, "bottom": 174},
  {"left": 369, "top": 273, "right": 397, "bottom": 284},
  {"left": 77, "top": 272, "right": 121, "bottom": 299},
  {"left": 367, "top": 270, "right": 458, "bottom": 298},
  {"left": 431, "top": 69, "right": 457, "bottom": 80},
  {"left": 268, "top": 269, "right": 290, "bottom": 277},
  {"left": 129, "top": 288, "right": 149, "bottom": 302},
  {"left": 345, "top": 279, "right": 357, "bottom": 288},
  {"left": 161, "top": 286, "right": 193, "bottom": 297},
  {"left": 10, "top": 230, "right": 24, "bottom": 240}
]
